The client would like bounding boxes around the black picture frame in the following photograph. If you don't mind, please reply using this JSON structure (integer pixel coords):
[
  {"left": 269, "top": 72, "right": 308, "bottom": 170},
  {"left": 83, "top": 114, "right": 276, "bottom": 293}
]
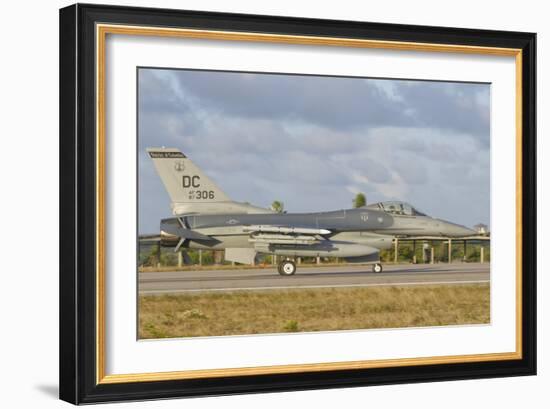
[{"left": 59, "top": 3, "right": 536, "bottom": 404}]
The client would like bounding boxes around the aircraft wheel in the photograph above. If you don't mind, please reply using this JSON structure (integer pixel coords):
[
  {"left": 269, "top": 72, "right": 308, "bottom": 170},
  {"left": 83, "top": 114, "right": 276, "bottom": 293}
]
[
  {"left": 372, "top": 263, "right": 383, "bottom": 273},
  {"left": 278, "top": 260, "right": 297, "bottom": 276}
]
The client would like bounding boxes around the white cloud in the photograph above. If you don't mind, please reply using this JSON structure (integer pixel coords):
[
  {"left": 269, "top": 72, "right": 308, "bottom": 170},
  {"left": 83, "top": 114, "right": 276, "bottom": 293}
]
[{"left": 138, "top": 69, "right": 490, "bottom": 233}]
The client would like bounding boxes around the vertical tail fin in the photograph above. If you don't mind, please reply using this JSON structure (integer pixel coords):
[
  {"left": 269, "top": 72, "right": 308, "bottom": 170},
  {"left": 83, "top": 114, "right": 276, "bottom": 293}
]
[{"left": 147, "top": 147, "right": 230, "bottom": 206}]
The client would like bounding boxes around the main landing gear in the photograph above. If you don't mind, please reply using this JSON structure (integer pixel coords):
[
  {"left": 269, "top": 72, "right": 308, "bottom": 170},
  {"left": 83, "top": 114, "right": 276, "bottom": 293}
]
[
  {"left": 278, "top": 259, "right": 297, "bottom": 276},
  {"left": 372, "top": 263, "right": 383, "bottom": 273}
]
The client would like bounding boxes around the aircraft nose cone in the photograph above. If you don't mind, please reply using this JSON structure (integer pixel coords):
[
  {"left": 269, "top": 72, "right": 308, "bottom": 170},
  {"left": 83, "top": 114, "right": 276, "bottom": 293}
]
[{"left": 439, "top": 220, "right": 476, "bottom": 237}]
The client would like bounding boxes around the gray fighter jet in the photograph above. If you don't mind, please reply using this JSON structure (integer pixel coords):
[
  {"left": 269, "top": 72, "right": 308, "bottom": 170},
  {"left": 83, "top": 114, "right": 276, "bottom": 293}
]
[{"left": 147, "top": 147, "right": 475, "bottom": 275}]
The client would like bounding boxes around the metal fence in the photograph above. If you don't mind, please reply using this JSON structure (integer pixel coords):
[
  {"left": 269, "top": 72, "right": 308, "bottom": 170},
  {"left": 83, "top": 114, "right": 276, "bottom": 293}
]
[{"left": 139, "top": 235, "right": 490, "bottom": 268}]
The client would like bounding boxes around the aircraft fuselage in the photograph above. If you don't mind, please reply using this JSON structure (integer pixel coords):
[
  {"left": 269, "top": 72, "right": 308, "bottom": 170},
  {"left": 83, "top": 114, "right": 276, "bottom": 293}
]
[{"left": 160, "top": 207, "right": 474, "bottom": 255}]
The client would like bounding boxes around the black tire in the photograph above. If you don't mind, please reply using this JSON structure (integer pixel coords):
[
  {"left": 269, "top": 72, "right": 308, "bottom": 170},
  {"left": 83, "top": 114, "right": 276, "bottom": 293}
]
[
  {"left": 278, "top": 260, "right": 297, "bottom": 276},
  {"left": 372, "top": 263, "right": 383, "bottom": 273}
]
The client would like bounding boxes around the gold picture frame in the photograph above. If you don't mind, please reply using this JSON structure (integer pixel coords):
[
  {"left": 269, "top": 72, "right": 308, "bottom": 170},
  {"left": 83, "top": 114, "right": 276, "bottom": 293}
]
[{"left": 60, "top": 4, "right": 536, "bottom": 404}]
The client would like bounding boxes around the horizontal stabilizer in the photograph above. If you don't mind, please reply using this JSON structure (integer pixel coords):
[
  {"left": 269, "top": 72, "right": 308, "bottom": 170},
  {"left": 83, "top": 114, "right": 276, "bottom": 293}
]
[
  {"left": 160, "top": 219, "right": 215, "bottom": 242},
  {"left": 138, "top": 234, "right": 161, "bottom": 243}
]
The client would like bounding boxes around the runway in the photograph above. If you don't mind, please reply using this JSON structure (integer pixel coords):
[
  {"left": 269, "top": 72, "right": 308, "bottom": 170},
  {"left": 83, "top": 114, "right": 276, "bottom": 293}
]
[{"left": 139, "top": 263, "right": 490, "bottom": 295}]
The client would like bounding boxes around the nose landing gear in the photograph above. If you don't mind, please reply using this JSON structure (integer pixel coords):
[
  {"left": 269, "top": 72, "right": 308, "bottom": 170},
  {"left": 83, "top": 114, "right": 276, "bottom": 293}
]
[
  {"left": 372, "top": 263, "right": 383, "bottom": 273},
  {"left": 278, "top": 259, "right": 297, "bottom": 276}
]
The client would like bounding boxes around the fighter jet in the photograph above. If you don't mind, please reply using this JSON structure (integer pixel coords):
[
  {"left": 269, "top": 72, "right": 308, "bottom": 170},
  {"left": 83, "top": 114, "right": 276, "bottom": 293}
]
[{"left": 147, "top": 147, "right": 475, "bottom": 275}]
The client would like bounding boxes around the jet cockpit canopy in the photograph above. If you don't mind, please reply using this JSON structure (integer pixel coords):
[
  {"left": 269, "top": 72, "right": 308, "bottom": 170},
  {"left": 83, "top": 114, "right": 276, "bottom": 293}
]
[{"left": 366, "top": 201, "right": 427, "bottom": 217}]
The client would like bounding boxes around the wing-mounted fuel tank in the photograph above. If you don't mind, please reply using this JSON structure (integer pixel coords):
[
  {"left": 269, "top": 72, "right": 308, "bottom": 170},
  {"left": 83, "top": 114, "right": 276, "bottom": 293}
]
[
  {"left": 329, "top": 231, "right": 393, "bottom": 250},
  {"left": 261, "top": 241, "right": 379, "bottom": 259}
]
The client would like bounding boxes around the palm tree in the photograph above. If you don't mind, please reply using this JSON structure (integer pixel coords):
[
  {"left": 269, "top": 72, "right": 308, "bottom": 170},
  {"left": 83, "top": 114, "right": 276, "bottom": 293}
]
[
  {"left": 353, "top": 192, "right": 366, "bottom": 208},
  {"left": 271, "top": 200, "right": 284, "bottom": 213}
]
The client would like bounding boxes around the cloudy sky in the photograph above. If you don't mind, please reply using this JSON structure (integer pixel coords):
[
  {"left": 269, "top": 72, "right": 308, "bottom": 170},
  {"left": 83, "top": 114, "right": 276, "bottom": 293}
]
[{"left": 138, "top": 68, "right": 490, "bottom": 234}]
